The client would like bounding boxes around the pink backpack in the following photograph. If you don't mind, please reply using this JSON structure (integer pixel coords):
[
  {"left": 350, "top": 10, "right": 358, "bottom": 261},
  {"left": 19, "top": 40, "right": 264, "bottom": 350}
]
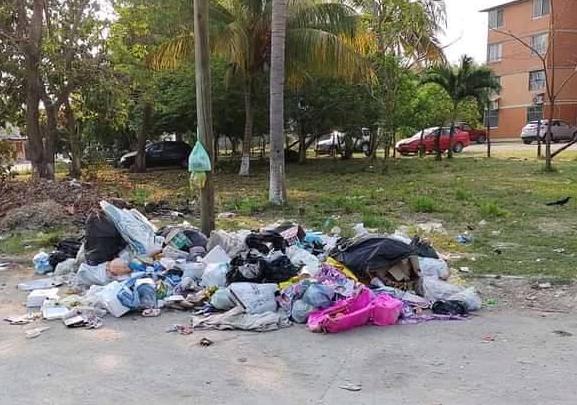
[{"left": 307, "top": 287, "right": 402, "bottom": 333}]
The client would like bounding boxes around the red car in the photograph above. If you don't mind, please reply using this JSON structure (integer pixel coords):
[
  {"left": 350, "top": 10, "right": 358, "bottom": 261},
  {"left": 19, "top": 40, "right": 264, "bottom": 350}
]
[{"left": 395, "top": 127, "right": 471, "bottom": 155}]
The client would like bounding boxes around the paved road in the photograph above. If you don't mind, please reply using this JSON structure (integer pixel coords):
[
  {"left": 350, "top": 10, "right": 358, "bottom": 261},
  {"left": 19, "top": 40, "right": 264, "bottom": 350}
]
[
  {"left": 2, "top": 266, "right": 577, "bottom": 405},
  {"left": 467, "top": 140, "right": 577, "bottom": 154}
]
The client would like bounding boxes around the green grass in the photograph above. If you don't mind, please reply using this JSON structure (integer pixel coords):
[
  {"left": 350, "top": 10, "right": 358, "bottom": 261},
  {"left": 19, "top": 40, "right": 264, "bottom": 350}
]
[
  {"left": 22, "top": 153, "right": 577, "bottom": 280},
  {"left": 0, "top": 229, "right": 67, "bottom": 256}
]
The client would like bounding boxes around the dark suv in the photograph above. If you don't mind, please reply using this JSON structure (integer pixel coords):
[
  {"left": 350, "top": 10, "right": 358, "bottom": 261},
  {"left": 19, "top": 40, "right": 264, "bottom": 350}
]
[{"left": 119, "top": 141, "right": 192, "bottom": 169}]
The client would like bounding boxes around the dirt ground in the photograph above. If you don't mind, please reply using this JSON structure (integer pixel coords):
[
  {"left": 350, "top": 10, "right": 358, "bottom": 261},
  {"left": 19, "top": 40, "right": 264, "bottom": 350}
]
[{"left": 1, "top": 263, "right": 576, "bottom": 405}]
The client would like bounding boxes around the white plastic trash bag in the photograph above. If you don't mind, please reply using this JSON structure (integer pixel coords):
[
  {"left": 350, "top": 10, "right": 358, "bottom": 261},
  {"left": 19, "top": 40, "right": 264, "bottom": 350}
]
[
  {"left": 200, "top": 263, "right": 229, "bottom": 288},
  {"left": 448, "top": 287, "right": 482, "bottom": 311},
  {"left": 100, "top": 201, "right": 164, "bottom": 256},
  {"left": 229, "top": 283, "right": 278, "bottom": 314},
  {"left": 206, "top": 230, "right": 250, "bottom": 257},
  {"left": 418, "top": 257, "right": 450, "bottom": 280},
  {"left": 422, "top": 277, "right": 463, "bottom": 302},
  {"left": 99, "top": 281, "right": 131, "bottom": 317},
  {"left": 286, "top": 246, "right": 321, "bottom": 276},
  {"left": 77, "top": 262, "right": 110, "bottom": 286}
]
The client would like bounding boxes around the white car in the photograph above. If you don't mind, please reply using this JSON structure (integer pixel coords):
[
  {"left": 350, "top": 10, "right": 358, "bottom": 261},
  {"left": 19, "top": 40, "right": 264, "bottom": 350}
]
[{"left": 521, "top": 120, "right": 577, "bottom": 144}]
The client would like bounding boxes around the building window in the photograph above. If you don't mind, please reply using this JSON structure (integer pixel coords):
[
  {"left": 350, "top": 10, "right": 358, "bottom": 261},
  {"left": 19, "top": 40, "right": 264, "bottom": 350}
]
[
  {"left": 489, "top": 8, "right": 504, "bottom": 29},
  {"left": 527, "top": 105, "right": 544, "bottom": 122},
  {"left": 533, "top": 0, "right": 550, "bottom": 17},
  {"left": 485, "top": 102, "right": 499, "bottom": 128},
  {"left": 531, "top": 33, "right": 548, "bottom": 56},
  {"left": 487, "top": 43, "right": 502, "bottom": 62},
  {"left": 529, "top": 70, "right": 546, "bottom": 91}
]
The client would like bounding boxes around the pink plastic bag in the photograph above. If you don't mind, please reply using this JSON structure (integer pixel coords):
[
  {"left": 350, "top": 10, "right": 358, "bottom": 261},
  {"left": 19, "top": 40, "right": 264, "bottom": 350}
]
[
  {"left": 371, "top": 294, "right": 403, "bottom": 326},
  {"left": 307, "top": 287, "right": 373, "bottom": 333}
]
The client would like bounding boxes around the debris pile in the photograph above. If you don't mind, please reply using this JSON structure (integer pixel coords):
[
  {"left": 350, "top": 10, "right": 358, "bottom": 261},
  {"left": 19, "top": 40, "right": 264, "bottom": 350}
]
[
  {"left": 0, "top": 179, "right": 101, "bottom": 230},
  {"left": 6, "top": 201, "right": 482, "bottom": 336}
]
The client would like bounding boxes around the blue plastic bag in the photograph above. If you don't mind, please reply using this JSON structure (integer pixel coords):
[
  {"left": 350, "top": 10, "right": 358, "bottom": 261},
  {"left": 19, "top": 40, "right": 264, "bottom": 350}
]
[{"left": 33, "top": 252, "right": 53, "bottom": 275}]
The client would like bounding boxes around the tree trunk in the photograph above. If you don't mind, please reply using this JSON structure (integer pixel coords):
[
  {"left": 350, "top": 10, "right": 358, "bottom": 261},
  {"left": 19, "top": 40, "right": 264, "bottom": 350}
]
[
  {"left": 298, "top": 125, "right": 306, "bottom": 164},
  {"left": 545, "top": 104, "right": 554, "bottom": 171},
  {"left": 447, "top": 122, "right": 455, "bottom": 159},
  {"left": 43, "top": 103, "right": 57, "bottom": 179},
  {"left": 239, "top": 79, "right": 253, "bottom": 176},
  {"left": 25, "top": 0, "right": 45, "bottom": 178},
  {"left": 135, "top": 100, "right": 152, "bottom": 173},
  {"left": 65, "top": 100, "right": 81, "bottom": 178},
  {"left": 435, "top": 128, "right": 442, "bottom": 161},
  {"left": 194, "top": 0, "right": 215, "bottom": 234},
  {"left": 486, "top": 115, "right": 491, "bottom": 158}
]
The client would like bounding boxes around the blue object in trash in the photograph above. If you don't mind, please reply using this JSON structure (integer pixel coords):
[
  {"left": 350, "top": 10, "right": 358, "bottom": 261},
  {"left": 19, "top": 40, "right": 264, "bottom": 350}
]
[{"left": 33, "top": 252, "right": 53, "bottom": 275}]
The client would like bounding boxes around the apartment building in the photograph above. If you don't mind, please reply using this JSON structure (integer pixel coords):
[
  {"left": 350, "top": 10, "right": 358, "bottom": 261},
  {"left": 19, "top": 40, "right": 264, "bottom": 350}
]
[{"left": 481, "top": 0, "right": 577, "bottom": 138}]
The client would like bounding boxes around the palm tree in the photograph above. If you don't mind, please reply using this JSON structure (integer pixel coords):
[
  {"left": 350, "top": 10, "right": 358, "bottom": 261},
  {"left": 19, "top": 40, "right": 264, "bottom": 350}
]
[
  {"left": 422, "top": 55, "right": 500, "bottom": 159},
  {"left": 269, "top": 0, "right": 288, "bottom": 204},
  {"left": 153, "top": 0, "right": 368, "bottom": 176},
  {"left": 350, "top": 0, "right": 447, "bottom": 65}
]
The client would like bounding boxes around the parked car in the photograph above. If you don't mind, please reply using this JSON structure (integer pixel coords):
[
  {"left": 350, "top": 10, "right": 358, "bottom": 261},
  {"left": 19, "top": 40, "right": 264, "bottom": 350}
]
[
  {"left": 521, "top": 120, "right": 577, "bottom": 144},
  {"left": 454, "top": 122, "right": 487, "bottom": 144},
  {"left": 119, "top": 141, "right": 192, "bottom": 169},
  {"left": 315, "top": 130, "right": 371, "bottom": 157},
  {"left": 395, "top": 127, "right": 471, "bottom": 156}
]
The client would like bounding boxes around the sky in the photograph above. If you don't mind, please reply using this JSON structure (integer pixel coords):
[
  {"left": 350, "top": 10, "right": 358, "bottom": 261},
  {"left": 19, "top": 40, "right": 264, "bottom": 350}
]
[{"left": 441, "top": 0, "right": 512, "bottom": 64}]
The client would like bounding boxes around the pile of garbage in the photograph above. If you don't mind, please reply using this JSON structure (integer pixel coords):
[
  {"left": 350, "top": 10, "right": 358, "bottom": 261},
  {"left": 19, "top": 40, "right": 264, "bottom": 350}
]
[
  {"left": 0, "top": 179, "right": 101, "bottom": 230},
  {"left": 9, "top": 200, "right": 481, "bottom": 335}
]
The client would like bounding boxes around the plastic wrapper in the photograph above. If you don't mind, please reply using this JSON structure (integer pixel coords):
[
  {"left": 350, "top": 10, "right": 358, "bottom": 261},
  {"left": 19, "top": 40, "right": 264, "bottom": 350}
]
[{"left": 229, "top": 282, "right": 278, "bottom": 314}]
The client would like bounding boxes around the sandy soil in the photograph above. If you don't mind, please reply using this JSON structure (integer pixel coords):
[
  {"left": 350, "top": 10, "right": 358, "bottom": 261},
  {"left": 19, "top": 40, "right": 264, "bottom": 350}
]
[{"left": 1, "top": 263, "right": 576, "bottom": 405}]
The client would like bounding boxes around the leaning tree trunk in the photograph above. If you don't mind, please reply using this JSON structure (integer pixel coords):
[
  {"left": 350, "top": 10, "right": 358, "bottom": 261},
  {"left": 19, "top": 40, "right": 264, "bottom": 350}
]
[
  {"left": 298, "top": 126, "right": 306, "bottom": 164},
  {"left": 269, "top": 0, "right": 288, "bottom": 205},
  {"left": 135, "top": 100, "right": 152, "bottom": 173},
  {"left": 545, "top": 102, "right": 554, "bottom": 171},
  {"left": 239, "top": 79, "right": 254, "bottom": 176},
  {"left": 435, "top": 128, "right": 442, "bottom": 161},
  {"left": 25, "top": 0, "right": 45, "bottom": 178},
  {"left": 43, "top": 103, "right": 58, "bottom": 179},
  {"left": 65, "top": 100, "right": 81, "bottom": 178}
]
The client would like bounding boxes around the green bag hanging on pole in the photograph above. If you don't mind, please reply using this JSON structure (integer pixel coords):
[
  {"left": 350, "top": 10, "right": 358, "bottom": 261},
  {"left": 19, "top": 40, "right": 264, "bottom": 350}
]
[{"left": 188, "top": 140, "right": 212, "bottom": 189}]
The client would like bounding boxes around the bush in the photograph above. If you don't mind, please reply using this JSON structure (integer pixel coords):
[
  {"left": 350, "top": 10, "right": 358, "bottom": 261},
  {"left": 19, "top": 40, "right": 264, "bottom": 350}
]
[
  {"left": 0, "top": 141, "right": 16, "bottom": 182},
  {"left": 479, "top": 200, "right": 509, "bottom": 218},
  {"left": 411, "top": 196, "right": 437, "bottom": 213}
]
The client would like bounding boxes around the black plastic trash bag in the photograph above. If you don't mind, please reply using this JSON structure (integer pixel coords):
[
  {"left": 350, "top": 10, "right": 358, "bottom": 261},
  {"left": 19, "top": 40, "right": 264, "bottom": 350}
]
[
  {"left": 85, "top": 210, "right": 127, "bottom": 266},
  {"left": 330, "top": 236, "right": 414, "bottom": 282},
  {"left": 245, "top": 231, "right": 287, "bottom": 254}
]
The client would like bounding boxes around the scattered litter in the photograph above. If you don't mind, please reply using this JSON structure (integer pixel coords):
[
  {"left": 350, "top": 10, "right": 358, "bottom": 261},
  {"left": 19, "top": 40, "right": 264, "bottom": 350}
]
[
  {"left": 481, "top": 335, "right": 496, "bottom": 343},
  {"left": 536, "top": 282, "right": 552, "bottom": 289},
  {"left": 4, "top": 314, "right": 38, "bottom": 325},
  {"left": 17, "top": 278, "right": 63, "bottom": 291},
  {"left": 27, "top": 288, "right": 59, "bottom": 308},
  {"left": 167, "top": 324, "right": 194, "bottom": 335},
  {"left": 459, "top": 266, "right": 471, "bottom": 273},
  {"left": 142, "top": 308, "right": 161, "bottom": 317},
  {"left": 339, "top": 383, "right": 362, "bottom": 392},
  {"left": 552, "top": 330, "right": 573, "bottom": 337},
  {"left": 553, "top": 248, "right": 566, "bottom": 253},
  {"left": 199, "top": 337, "right": 214, "bottom": 347},
  {"left": 217, "top": 212, "right": 236, "bottom": 219},
  {"left": 25, "top": 326, "right": 50, "bottom": 339},
  {"left": 456, "top": 234, "right": 473, "bottom": 244}
]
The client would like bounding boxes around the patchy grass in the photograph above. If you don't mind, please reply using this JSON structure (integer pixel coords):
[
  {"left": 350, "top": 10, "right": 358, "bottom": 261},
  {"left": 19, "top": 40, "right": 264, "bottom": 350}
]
[
  {"left": 9, "top": 153, "right": 575, "bottom": 279},
  {"left": 0, "top": 228, "right": 69, "bottom": 256}
]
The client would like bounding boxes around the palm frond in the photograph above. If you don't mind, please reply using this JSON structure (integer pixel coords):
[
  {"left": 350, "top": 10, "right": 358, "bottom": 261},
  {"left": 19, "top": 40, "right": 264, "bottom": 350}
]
[
  {"left": 148, "top": 33, "right": 194, "bottom": 70},
  {"left": 286, "top": 28, "right": 373, "bottom": 85}
]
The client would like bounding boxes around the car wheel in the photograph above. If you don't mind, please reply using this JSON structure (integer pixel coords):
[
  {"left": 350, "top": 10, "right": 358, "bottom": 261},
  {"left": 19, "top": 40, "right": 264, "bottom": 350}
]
[
  {"left": 476, "top": 136, "right": 486, "bottom": 144},
  {"left": 361, "top": 143, "right": 371, "bottom": 157},
  {"left": 453, "top": 142, "right": 464, "bottom": 153},
  {"left": 522, "top": 139, "right": 532, "bottom": 145}
]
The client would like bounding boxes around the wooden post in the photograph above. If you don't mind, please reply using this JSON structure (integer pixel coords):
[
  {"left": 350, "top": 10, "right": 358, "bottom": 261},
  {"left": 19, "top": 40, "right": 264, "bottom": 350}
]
[{"left": 194, "top": 0, "right": 215, "bottom": 234}]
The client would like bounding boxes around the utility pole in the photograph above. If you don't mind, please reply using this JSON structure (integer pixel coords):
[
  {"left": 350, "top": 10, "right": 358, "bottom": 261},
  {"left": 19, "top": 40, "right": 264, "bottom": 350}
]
[{"left": 194, "top": 0, "right": 215, "bottom": 234}]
